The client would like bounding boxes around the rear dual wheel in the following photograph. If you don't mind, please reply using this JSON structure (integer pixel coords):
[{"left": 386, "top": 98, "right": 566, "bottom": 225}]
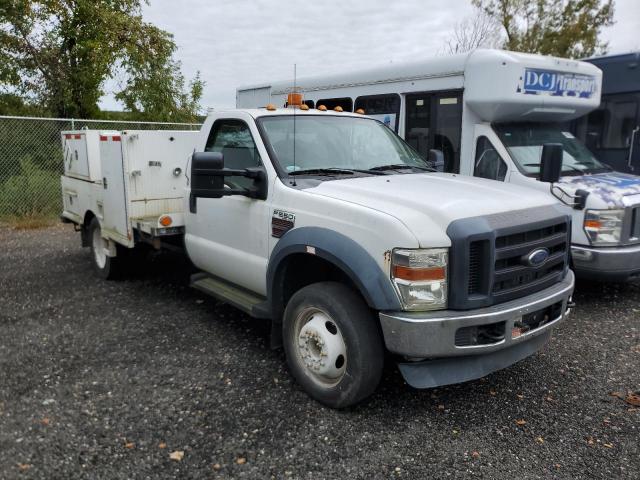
[
  {"left": 88, "top": 218, "right": 124, "bottom": 280},
  {"left": 283, "top": 282, "right": 384, "bottom": 408}
]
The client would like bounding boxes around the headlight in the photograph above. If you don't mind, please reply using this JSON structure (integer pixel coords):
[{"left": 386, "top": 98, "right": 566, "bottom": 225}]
[
  {"left": 391, "top": 248, "right": 448, "bottom": 311},
  {"left": 584, "top": 209, "right": 625, "bottom": 246}
]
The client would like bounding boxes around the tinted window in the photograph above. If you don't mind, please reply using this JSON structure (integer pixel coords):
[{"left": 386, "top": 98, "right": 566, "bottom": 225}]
[
  {"left": 603, "top": 100, "right": 638, "bottom": 149},
  {"left": 316, "top": 97, "right": 353, "bottom": 112},
  {"left": 405, "top": 92, "right": 462, "bottom": 173},
  {"left": 474, "top": 136, "right": 507, "bottom": 181},
  {"left": 205, "top": 120, "right": 261, "bottom": 188},
  {"left": 354, "top": 94, "right": 401, "bottom": 131}
]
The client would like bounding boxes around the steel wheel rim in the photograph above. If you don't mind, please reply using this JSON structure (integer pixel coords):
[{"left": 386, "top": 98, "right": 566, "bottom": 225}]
[
  {"left": 293, "top": 307, "right": 347, "bottom": 387},
  {"left": 92, "top": 224, "right": 107, "bottom": 269}
]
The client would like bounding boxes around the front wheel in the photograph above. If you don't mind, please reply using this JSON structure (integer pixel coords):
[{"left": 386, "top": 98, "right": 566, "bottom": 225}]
[
  {"left": 282, "top": 282, "right": 384, "bottom": 408},
  {"left": 89, "top": 218, "right": 124, "bottom": 280}
]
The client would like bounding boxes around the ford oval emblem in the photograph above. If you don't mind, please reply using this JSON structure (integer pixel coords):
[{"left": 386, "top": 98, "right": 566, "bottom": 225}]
[{"left": 524, "top": 248, "right": 550, "bottom": 267}]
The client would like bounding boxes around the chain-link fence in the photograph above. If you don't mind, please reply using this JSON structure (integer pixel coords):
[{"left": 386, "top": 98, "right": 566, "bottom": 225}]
[{"left": 0, "top": 115, "right": 201, "bottom": 220}]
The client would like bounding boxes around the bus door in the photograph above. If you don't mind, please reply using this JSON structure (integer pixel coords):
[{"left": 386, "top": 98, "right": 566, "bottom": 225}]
[{"left": 405, "top": 90, "right": 462, "bottom": 173}]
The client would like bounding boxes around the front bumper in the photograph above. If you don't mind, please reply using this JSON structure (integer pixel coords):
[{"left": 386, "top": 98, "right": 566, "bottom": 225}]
[
  {"left": 572, "top": 244, "right": 640, "bottom": 282},
  {"left": 379, "top": 270, "right": 575, "bottom": 388}
]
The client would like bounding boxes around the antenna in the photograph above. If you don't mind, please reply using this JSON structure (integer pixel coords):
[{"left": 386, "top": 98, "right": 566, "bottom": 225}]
[{"left": 292, "top": 63, "right": 297, "bottom": 186}]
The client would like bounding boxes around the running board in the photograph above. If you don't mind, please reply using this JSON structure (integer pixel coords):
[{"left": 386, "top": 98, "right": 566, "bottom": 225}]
[{"left": 190, "top": 272, "right": 271, "bottom": 319}]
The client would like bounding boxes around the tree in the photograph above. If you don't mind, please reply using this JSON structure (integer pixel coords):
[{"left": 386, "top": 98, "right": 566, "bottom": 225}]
[
  {"left": 472, "top": 0, "right": 615, "bottom": 58},
  {"left": 0, "top": 1, "right": 204, "bottom": 120},
  {"left": 443, "top": 9, "right": 504, "bottom": 55}
]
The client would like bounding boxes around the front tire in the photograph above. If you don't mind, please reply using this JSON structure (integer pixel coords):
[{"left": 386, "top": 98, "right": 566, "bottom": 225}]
[
  {"left": 283, "top": 282, "right": 384, "bottom": 408},
  {"left": 89, "top": 218, "right": 124, "bottom": 280}
]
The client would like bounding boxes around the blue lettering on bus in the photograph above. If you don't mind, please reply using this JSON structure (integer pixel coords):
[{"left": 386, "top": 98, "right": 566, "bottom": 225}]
[{"left": 521, "top": 68, "right": 596, "bottom": 98}]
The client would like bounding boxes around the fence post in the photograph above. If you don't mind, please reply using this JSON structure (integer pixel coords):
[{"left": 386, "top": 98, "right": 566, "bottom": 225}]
[{"left": 71, "top": 118, "right": 75, "bottom": 130}]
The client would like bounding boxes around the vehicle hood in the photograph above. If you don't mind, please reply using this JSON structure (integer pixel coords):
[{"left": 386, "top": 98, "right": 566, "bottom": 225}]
[
  {"left": 306, "top": 173, "right": 560, "bottom": 247},
  {"left": 556, "top": 172, "right": 640, "bottom": 208}
]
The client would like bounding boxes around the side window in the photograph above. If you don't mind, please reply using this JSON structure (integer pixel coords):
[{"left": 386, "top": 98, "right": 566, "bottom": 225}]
[
  {"left": 474, "top": 136, "right": 507, "bottom": 181},
  {"left": 205, "top": 120, "right": 262, "bottom": 189},
  {"left": 354, "top": 94, "right": 401, "bottom": 132},
  {"left": 316, "top": 97, "right": 353, "bottom": 112},
  {"left": 603, "top": 99, "right": 638, "bottom": 149}
]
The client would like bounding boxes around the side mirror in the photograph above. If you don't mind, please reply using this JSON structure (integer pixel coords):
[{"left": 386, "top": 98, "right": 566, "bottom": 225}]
[
  {"left": 428, "top": 149, "right": 445, "bottom": 172},
  {"left": 539, "top": 143, "right": 563, "bottom": 183},
  {"left": 191, "top": 152, "right": 225, "bottom": 199},
  {"left": 189, "top": 151, "right": 268, "bottom": 213}
]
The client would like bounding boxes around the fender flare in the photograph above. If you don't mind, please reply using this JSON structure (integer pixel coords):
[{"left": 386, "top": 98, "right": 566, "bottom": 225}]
[{"left": 267, "top": 227, "right": 401, "bottom": 314}]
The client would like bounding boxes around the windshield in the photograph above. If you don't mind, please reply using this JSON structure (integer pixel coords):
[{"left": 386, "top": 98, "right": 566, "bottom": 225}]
[
  {"left": 258, "top": 115, "right": 429, "bottom": 174},
  {"left": 494, "top": 122, "right": 610, "bottom": 177}
]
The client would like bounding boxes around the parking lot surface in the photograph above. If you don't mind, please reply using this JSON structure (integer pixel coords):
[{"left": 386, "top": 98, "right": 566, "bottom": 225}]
[{"left": 1, "top": 224, "right": 639, "bottom": 479}]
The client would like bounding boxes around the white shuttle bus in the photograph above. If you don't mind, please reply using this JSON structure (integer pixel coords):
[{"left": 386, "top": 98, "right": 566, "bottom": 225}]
[{"left": 237, "top": 49, "right": 640, "bottom": 281}]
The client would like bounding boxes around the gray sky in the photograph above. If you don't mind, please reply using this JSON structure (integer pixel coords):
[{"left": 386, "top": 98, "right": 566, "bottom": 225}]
[{"left": 100, "top": 0, "right": 640, "bottom": 111}]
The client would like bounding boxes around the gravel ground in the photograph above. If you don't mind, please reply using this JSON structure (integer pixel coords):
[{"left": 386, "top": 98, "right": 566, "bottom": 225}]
[{"left": 1, "top": 224, "right": 639, "bottom": 479}]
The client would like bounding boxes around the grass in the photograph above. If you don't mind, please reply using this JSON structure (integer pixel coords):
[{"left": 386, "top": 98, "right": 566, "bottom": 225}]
[{"left": 3, "top": 214, "right": 58, "bottom": 230}]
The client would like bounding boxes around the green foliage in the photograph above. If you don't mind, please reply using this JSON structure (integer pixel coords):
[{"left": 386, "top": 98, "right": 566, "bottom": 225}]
[
  {"left": 0, "top": 158, "right": 60, "bottom": 219},
  {"left": 0, "top": 0, "right": 204, "bottom": 120},
  {"left": 472, "top": 0, "right": 615, "bottom": 58}
]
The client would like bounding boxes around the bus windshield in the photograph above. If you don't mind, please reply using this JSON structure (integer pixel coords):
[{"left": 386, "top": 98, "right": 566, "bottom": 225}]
[
  {"left": 258, "top": 115, "right": 430, "bottom": 175},
  {"left": 494, "top": 122, "right": 611, "bottom": 177}
]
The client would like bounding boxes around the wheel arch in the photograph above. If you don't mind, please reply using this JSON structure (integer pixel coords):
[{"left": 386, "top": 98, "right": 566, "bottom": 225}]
[{"left": 267, "top": 227, "right": 401, "bottom": 321}]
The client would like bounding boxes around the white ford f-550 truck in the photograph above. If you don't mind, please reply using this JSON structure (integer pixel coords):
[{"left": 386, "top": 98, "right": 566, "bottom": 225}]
[{"left": 60, "top": 107, "right": 575, "bottom": 407}]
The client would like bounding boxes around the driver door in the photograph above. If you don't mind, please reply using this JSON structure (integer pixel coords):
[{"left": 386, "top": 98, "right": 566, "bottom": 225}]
[{"left": 186, "top": 118, "right": 271, "bottom": 295}]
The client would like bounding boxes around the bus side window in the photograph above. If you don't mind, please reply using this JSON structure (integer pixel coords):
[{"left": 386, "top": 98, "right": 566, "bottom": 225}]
[
  {"left": 474, "top": 136, "right": 507, "bottom": 181},
  {"left": 316, "top": 97, "right": 353, "bottom": 112},
  {"left": 354, "top": 94, "right": 401, "bottom": 132}
]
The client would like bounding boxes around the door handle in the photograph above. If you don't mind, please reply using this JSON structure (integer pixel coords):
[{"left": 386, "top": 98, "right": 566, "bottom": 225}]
[{"left": 103, "top": 177, "right": 108, "bottom": 189}]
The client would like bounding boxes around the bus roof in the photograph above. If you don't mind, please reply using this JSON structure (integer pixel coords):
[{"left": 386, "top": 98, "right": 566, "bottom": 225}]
[{"left": 238, "top": 49, "right": 601, "bottom": 96}]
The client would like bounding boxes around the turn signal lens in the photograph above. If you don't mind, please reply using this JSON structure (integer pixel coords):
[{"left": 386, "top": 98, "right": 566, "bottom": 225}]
[
  {"left": 392, "top": 265, "right": 445, "bottom": 282},
  {"left": 584, "top": 219, "right": 601, "bottom": 229},
  {"left": 159, "top": 215, "right": 172, "bottom": 227}
]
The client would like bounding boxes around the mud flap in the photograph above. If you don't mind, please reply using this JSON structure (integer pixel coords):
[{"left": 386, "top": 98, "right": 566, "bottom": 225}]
[{"left": 397, "top": 331, "right": 551, "bottom": 389}]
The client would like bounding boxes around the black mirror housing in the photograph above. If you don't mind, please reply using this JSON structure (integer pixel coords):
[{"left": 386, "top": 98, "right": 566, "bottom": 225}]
[
  {"left": 539, "top": 143, "right": 563, "bottom": 183},
  {"left": 191, "top": 152, "right": 225, "bottom": 198}
]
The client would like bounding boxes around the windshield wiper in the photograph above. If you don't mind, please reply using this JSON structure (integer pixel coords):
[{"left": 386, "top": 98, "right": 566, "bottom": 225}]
[
  {"left": 289, "top": 167, "right": 387, "bottom": 176},
  {"left": 289, "top": 168, "right": 354, "bottom": 176},
  {"left": 369, "top": 163, "right": 435, "bottom": 172}
]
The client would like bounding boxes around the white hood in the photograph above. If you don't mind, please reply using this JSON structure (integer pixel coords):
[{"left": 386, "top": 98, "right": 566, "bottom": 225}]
[{"left": 306, "top": 173, "right": 560, "bottom": 246}]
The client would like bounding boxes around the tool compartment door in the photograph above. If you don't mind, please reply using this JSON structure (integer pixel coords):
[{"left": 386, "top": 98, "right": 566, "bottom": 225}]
[
  {"left": 62, "top": 132, "right": 90, "bottom": 179},
  {"left": 99, "top": 133, "right": 130, "bottom": 241}
]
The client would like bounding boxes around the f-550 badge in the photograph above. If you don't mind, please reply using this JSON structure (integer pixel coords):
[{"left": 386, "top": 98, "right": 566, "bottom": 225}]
[{"left": 272, "top": 209, "right": 295, "bottom": 238}]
